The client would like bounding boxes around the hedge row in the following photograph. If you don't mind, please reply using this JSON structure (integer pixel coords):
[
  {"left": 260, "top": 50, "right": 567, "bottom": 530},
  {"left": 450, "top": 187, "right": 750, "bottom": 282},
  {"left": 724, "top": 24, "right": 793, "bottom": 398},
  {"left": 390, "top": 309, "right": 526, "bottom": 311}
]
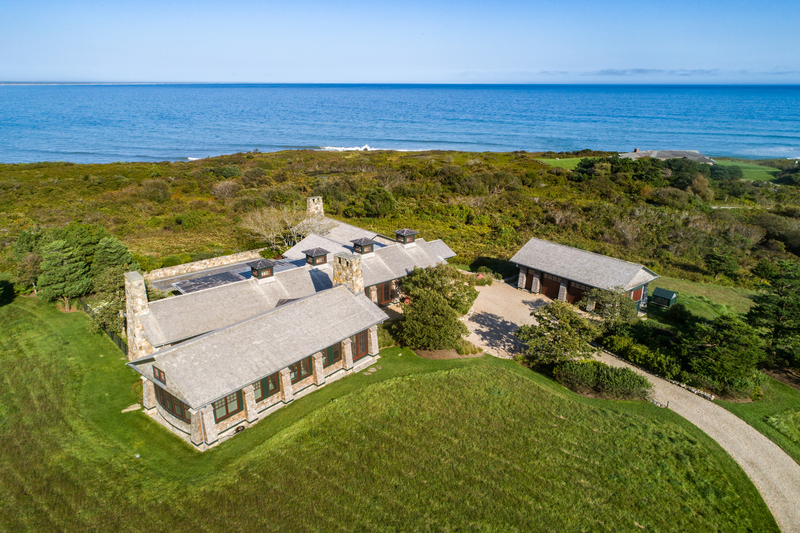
[
  {"left": 602, "top": 335, "right": 682, "bottom": 380},
  {"left": 554, "top": 360, "right": 652, "bottom": 400}
]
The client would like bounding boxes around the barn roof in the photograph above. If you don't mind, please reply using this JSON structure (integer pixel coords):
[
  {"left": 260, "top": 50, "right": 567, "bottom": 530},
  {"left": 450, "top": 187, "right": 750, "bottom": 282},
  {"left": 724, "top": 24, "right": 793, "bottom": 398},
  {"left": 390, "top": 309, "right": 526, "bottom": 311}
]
[
  {"left": 129, "top": 285, "right": 387, "bottom": 409},
  {"left": 510, "top": 237, "right": 658, "bottom": 291}
]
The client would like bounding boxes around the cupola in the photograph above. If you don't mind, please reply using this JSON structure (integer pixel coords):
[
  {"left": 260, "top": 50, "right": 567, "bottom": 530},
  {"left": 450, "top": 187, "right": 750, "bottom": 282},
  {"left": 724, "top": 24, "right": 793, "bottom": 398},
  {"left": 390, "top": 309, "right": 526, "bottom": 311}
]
[
  {"left": 247, "top": 259, "right": 276, "bottom": 279},
  {"left": 303, "top": 248, "right": 329, "bottom": 266},
  {"left": 394, "top": 229, "right": 418, "bottom": 244},
  {"left": 351, "top": 237, "right": 375, "bottom": 254}
]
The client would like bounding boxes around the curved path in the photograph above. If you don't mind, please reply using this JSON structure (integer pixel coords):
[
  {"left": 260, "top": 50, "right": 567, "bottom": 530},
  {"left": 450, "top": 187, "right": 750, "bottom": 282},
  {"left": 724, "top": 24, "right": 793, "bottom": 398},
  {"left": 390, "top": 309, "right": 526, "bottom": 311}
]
[{"left": 465, "top": 282, "right": 800, "bottom": 533}]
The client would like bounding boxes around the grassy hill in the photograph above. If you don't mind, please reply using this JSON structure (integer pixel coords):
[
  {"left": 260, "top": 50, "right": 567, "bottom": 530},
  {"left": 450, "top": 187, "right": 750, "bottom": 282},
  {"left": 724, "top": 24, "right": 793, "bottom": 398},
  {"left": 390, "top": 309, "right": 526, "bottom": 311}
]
[{"left": 0, "top": 294, "right": 778, "bottom": 532}]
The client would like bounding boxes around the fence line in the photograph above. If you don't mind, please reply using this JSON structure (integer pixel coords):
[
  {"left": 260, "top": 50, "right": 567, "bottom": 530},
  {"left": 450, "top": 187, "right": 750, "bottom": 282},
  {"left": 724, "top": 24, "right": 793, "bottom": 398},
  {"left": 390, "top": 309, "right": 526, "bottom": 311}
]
[{"left": 77, "top": 298, "right": 128, "bottom": 357}]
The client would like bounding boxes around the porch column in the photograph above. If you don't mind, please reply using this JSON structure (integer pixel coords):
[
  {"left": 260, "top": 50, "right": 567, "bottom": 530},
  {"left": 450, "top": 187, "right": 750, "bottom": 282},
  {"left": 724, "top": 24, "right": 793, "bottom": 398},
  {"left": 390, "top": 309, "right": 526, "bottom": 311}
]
[
  {"left": 312, "top": 352, "right": 326, "bottom": 386},
  {"left": 189, "top": 409, "right": 203, "bottom": 446},
  {"left": 369, "top": 285, "right": 378, "bottom": 304},
  {"left": 142, "top": 377, "right": 156, "bottom": 410},
  {"left": 368, "top": 325, "right": 379, "bottom": 356},
  {"left": 200, "top": 405, "right": 219, "bottom": 445},
  {"left": 342, "top": 337, "right": 354, "bottom": 370},
  {"left": 242, "top": 384, "right": 259, "bottom": 423},
  {"left": 532, "top": 271, "right": 542, "bottom": 293},
  {"left": 641, "top": 283, "right": 650, "bottom": 308},
  {"left": 558, "top": 279, "right": 568, "bottom": 302},
  {"left": 279, "top": 368, "right": 294, "bottom": 403},
  {"left": 517, "top": 267, "right": 526, "bottom": 289}
]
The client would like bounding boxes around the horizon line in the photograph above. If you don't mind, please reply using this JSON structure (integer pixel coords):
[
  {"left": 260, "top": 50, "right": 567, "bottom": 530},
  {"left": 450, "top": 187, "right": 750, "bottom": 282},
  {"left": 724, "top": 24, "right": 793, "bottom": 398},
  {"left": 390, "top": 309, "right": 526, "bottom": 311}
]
[{"left": 3, "top": 81, "right": 800, "bottom": 87}]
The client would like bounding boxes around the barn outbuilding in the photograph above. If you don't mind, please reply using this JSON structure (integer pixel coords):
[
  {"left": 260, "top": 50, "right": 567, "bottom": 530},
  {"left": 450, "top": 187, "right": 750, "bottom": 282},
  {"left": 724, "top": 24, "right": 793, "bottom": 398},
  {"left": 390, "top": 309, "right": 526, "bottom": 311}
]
[
  {"left": 649, "top": 287, "right": 678, "bottom": 308},
  {"left": 510, "top": 238, "right": 659, "bottom": 310}
]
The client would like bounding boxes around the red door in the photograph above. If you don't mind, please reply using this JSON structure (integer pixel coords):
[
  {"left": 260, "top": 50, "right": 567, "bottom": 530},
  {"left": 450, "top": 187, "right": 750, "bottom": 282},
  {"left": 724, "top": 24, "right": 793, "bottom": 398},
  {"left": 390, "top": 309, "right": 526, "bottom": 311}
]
[
  {"left": 631, "top": 287, "right": 643, "bottom": 301},
  {"left": 541, "top": 274, "right": 561, "bottom": 299},
  {"left": 567, "top": 284, "right": 585, "bottom": 304}
]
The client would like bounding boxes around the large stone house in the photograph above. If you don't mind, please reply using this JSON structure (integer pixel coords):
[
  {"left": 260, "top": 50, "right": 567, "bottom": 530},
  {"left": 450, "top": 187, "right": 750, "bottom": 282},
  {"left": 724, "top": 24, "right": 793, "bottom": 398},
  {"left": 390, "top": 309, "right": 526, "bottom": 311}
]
[
  {"left": 124, "top": 197, "right": 455, "bottom": 450},
  {"left": 510, "top": 237, "right": 659, "bottom": 310}
]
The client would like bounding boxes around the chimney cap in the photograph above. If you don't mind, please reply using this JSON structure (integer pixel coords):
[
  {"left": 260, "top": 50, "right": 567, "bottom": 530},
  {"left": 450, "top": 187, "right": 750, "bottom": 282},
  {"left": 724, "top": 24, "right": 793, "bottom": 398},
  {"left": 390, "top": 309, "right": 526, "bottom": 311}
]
[
  {"left": 351, "top": 237, "right": 375, "bottom": 246},
  {"left": 246, "top": 259, "right": 277, "bottom": 270},
  {"left": 302, "top": 247, "right": 329, "bottom": 258},
  {"left": 394, "top": 229, "right": 418, "bottom": 237}
]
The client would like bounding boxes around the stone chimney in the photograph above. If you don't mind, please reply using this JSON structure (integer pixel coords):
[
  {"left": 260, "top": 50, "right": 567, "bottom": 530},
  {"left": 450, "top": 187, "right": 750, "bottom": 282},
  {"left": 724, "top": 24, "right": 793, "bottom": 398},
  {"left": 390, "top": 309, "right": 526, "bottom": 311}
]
[
  {"left": 333, "top": 253, "right": 364, "bottom": 295},
  {"left": 306, "top": 196, "right": 324, "bottom": 217},
  {"left": 124, "top": 271, "right": 154, "bottom": 361}
]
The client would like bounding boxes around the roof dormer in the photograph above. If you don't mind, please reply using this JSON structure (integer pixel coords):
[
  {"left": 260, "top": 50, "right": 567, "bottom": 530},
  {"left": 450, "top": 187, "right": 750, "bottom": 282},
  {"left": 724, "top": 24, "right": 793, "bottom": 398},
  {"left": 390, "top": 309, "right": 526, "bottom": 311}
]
[
  {"left": 351, "top": 237, "right": 375, "bottom": 254},
  {"left": 303, "top": 247, "right": 329, "bottom": 266},
  {"left": 247, "top": 259, "right": 276, "bottom": 279},
  {"left": 394, "top": 229, "right": 418, "bottom": 245}
]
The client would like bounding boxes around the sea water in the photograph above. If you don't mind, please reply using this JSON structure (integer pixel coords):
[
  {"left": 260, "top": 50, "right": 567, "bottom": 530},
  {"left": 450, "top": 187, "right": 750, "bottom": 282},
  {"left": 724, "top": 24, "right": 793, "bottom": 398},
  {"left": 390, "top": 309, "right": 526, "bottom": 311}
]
[{"left": 1, "top": 84, "right": 798, "bottom": 163}]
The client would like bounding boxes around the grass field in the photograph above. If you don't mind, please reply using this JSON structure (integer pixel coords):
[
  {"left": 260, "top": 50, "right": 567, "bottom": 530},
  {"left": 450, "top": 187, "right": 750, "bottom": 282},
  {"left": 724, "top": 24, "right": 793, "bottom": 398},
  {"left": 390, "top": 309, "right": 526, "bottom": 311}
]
[
  {"left": 716, "top": 376, "right": 800, "bottom": 465},
  {"left": 537, "top": 157, "right": 582, "bottom": 170},
  {"left": 0, "top": 295, "right": 778, "bottom": 532},
  {"left": 714, "top": 160, "right": 780, "bottom": 182},
  {"left": 648, "top": 276, "right": 757, "bottom": 319}
]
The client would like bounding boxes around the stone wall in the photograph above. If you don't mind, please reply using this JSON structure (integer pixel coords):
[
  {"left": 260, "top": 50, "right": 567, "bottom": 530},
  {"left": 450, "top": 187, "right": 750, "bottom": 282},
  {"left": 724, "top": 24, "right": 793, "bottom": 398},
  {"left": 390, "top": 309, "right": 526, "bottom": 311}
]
[
  {"left": 145, "top": 249, "right": 265, "bottom": 281},
  {"left": 124, "top": 271, "right": 154, "bottom": 361}
]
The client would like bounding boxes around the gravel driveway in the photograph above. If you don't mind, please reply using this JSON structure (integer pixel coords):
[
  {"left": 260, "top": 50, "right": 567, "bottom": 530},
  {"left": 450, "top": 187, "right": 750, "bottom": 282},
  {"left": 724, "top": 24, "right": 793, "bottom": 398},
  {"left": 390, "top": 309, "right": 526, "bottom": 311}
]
[{"left": 466, "top": 282, "right": 800, "bottom": 532}]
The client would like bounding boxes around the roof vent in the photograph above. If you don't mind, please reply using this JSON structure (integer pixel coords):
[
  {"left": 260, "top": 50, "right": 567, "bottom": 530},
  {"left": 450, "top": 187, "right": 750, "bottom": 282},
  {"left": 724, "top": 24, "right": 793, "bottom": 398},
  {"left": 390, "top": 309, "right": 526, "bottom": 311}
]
[
  {"left": 303, "top": 248, "right": 329, "bottom": 266},
  {"left": 351, "top": 237, "right": 375, "bottom": 254},
  {"left": 247, "top": 259, "right": 276, "bottom": 279},
  {"left": 394, "top": 229, "right": 418, "bottom": 244}
]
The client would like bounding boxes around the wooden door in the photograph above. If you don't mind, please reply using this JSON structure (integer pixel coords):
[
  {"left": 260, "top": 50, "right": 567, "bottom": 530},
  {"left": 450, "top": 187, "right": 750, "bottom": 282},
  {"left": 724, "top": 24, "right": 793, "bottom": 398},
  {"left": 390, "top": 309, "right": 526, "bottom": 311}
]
[
  {"left": 525, "top": 270, "right": 534, "bottom": 291},
  {"left": 541, "top": 274, "right": 561, "bottom": 299},
  {"left": 567, "top": 284, "right": 585, "bottom": 304}
]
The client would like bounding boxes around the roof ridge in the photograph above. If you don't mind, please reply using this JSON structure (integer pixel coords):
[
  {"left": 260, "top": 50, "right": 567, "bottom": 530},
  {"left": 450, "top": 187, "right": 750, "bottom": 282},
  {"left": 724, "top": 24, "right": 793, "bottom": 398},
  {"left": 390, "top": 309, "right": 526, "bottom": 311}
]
[{"left": 525, "top": 237, "right": 645, "bottom": 270}]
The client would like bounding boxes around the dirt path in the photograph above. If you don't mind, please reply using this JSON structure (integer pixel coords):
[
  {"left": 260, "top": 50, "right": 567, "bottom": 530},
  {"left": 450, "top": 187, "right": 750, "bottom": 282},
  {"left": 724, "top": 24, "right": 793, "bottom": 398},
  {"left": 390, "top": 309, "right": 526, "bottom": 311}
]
[{"left": 466, "top": 282, "right": 800, "bottom": 532}]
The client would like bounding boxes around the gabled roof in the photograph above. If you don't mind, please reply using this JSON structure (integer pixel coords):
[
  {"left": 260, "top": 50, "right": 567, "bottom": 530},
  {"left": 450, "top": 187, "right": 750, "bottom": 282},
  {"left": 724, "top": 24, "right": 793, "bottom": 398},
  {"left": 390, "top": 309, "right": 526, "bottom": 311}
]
[
  {"left": 510, "top": 237, "right": 658, "bottom": 291},
  {"left": 652, "top": 287, "right": 677, "bottom": 299},
  {"left": 139, "top": 263, "right": 333, "bottom": 347},
  {"left": 129, "top": 286, "right": 388, "bottom": 409}
]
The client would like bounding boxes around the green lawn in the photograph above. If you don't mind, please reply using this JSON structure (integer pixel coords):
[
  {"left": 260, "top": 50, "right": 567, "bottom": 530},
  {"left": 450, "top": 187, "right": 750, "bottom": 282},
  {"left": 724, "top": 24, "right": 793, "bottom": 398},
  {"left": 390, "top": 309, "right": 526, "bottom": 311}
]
[
  {"left": 648, "top": 276, "right": 757, "bottom": 320},
  {"left": 537, "top": 157, "right": 582, "bottom": 170},
  {"left": 714, "top": 160, "right": 780, "bottom": 182},
  {"left": 716, "top": 376, "right": 800, "bottom": 465},
  {"left": 0, "top": 295, "right": 778, "bottom": 532}
]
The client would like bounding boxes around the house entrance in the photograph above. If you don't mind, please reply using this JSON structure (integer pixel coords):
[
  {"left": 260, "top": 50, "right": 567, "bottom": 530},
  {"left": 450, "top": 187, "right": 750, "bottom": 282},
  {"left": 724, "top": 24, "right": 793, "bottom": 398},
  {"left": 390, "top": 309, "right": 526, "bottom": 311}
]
[{"left": 525, "top": 270, "right": 534, "bottom": 291}]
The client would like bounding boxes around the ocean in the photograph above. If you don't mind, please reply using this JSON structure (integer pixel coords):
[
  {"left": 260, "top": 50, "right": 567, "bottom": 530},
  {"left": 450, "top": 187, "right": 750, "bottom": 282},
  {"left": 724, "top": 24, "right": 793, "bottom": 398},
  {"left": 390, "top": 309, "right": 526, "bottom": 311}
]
[{"left": 1, "top": 84, "right": 798, "bottom": 164}]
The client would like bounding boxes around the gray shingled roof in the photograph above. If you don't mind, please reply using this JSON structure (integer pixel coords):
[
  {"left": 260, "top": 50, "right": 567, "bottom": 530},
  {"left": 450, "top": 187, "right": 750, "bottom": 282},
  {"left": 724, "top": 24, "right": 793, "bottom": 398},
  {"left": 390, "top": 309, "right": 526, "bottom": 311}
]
[
  {"left": 321, "top": 217, "right": 381, "bottom": 243},
  {"left": 619, "top": 150, "right": 715, "bottom": 164},
  {"left": 302, "top": 247, "right": 330, "bottom": 257},
  {"left": 351, "top": 237, "right": 375, "bottom": 246},
  {"left": 140, "top": 264, "right": 333, "bottom": 347},
  {"left": 129, "top": 285, "right": 388, "bottom": 409},
  {"left": 394, "top": 228, "right": 418, "bottom": 236},
  {"left": 362, "top": 239, "right": 455, "bottom": 286},
  {"left": 510, "top": 237, "right": 658, "bottom": 291},
  {"left": 247, "top": 259, "right": 276, "bottom": 270}
]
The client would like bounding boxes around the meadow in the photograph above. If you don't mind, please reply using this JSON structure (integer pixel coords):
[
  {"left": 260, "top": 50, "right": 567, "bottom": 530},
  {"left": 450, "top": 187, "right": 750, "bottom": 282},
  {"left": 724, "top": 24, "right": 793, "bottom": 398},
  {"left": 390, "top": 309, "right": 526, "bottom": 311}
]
[
  {"left": 0, "top": 294, "right": 778, "bottom": 532},
  {"left": 648, "top": 276, "right": 757, "bottom": 319}
]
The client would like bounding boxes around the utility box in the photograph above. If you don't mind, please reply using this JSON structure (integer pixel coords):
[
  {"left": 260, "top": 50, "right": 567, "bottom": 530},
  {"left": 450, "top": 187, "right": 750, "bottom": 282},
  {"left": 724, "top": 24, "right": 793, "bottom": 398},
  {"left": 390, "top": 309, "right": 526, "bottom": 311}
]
[{"left": 650, "top": 287, "right": 678, "bottom": 309}]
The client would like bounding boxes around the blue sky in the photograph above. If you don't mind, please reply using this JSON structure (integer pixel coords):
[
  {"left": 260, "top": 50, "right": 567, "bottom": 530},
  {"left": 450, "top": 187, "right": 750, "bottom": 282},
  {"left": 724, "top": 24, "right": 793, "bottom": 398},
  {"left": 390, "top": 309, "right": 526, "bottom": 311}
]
[{"left": 2, "top": 0, "right": 799, "bottom": 83}]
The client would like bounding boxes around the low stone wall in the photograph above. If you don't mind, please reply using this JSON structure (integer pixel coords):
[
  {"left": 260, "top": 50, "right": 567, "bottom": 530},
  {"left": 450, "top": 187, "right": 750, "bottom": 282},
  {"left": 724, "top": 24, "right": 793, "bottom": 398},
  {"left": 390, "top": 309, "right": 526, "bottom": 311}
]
[{"left": 145, "top": 249, "right": 265, "bottom": 281}]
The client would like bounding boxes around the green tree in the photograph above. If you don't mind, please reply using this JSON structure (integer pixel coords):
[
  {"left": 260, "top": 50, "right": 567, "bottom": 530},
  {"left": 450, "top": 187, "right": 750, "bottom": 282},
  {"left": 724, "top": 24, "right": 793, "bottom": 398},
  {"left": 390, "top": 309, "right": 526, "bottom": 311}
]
[
  {"left": 16, "top": 252, "right": 42, "bottom": 295},
  {"left": 38, "top": 239, "right": 92, "bottom": 312},
  {"left": 397, "top": 290, "right": 468, "bottom": 350},
  {"left": 578, "top": 287, "right": 638, "bottom": 335},
  {"left": 91, "top": 237, "right": 135, "bottom": 280},
  {"left": 402, "top": 264, "right": 478, "bottom": 316},
  {"left": 515, "top": 300, "right": 600, "bottom": 366},
  {"left": 363, "top": 187, "right": 397, "bottom": 217},
  {"left": 747, "top": 261, "right": 800, "bottom": 367},
  {"left": 704, "top": 250, "right": 739, "bottom": 279},
  {"left": 751, "top": 258, "right": 779, "bottom": 281},
  {"left": 63, "top": 222, "right": 110, "bottom": 267},
  {"left": 683, "top": 314, "right": 764, "bottom": 391}
]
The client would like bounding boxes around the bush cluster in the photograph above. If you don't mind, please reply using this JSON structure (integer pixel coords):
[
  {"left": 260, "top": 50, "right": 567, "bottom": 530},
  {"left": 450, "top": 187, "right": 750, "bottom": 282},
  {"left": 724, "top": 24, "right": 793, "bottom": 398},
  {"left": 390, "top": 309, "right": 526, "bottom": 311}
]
[
  {"left": 554, "top": 360, "right": 652, "bottom": 400},
  {"left": 602, "top": 335, "right": 681, "bottom": 380}
]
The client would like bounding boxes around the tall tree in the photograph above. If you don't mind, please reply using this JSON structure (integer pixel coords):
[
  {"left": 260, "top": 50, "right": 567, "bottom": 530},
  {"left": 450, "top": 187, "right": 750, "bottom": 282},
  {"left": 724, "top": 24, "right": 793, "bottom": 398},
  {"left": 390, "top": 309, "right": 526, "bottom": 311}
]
[
  {"left": 704, "top": 250, "right": 739, "bottom": 279},
  {"left": 402, "top": 264, "right": 478, "bottom": 316},
  {"left": 578, "top": 287, "right": 638, "bottom": 335},
  {"left": 91, "top": 237, "right": 135, "bottom": 279},
  {"left": 515, "top": 300, "right": 600, "bottom": 366},
  {"left": 38, "top": 239, "right": 92, "bottom": 312},
  {"left": 747, "top": 261, "right": 800, "bottom": 367}
]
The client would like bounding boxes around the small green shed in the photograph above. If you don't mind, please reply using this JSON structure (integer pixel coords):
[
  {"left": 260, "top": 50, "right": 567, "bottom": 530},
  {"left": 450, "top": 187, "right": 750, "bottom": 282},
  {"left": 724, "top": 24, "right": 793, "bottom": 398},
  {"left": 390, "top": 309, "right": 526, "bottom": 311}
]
[{"left": 650, "top": 287, "right": 678, "bottom": 309}]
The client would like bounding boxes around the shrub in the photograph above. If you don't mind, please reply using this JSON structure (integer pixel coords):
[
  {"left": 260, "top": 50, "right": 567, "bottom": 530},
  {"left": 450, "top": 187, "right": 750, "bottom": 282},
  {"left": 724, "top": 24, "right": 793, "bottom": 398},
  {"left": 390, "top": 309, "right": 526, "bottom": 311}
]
[
  {"left": 396, "top": 291, "right": 468, "bottom": 350},
  {"left": 141, "top": 179, "right": 171, "bottom": 203},
  {"left": 602, "top": 336, "right": 681, "bottom": 379},
  {"left": 554, "top": 360, "right": 652, "bottom": 400},
  {"left": 211, "top": 180, "right": 241, "bottom": 199},
  {"left": 217, "top": 165, "right": 242, "bottom": 179}
]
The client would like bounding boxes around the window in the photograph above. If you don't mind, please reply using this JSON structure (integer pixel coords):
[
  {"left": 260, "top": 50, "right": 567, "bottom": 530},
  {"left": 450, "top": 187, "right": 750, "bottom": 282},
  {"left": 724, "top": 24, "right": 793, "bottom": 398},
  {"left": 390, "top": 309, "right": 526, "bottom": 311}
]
[
  {"left": 153, "top": 367, "right": 166, "bottom": 383},
  {"left": 375, "top": 281, "right": 392, "bottom": 305},
  {"left": 571, "top": 282, "right": 591, "bottom": 291},
  {"left": 307, "top": 255, "right": 327, "bottom": 265},
  {"left": 213, "top": 391, "right": 243, "bottom": 422},
  {"left": 544, "top": 273, "right": 560, "bottom": 282},
  {"left": 351, "top": 329, "right": 368, "bottom": 361},
  {"left": 323, "top": 342, "right": 342, "bottom": 367},
  {"left": 154, "top": 384, "right": 191, "bottom": 423},
  {"left": 289, "top": 356, "right": 313, "bottom": 383},
  {"left": 254, "top": 372, "right": 280, "bottom": 402}
]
